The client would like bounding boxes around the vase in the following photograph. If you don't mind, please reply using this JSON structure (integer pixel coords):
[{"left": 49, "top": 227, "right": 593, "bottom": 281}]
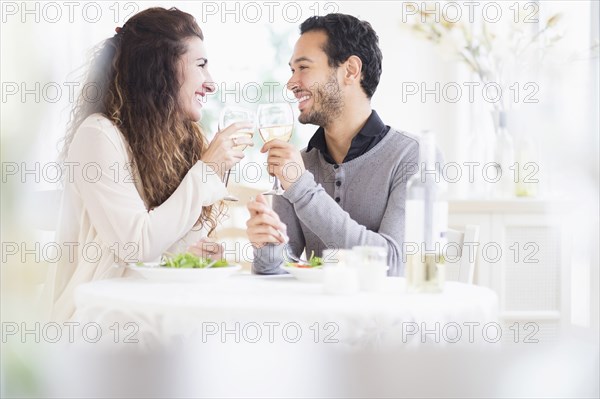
[
  {"left": 466, "top": 131, "right": 494, "bottom": 199},
  {"left": 491, "top": 110, "right": 516, "bottom": 198}
]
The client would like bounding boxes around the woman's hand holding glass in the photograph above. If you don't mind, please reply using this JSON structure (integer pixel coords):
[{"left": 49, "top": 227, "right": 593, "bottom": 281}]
[
  {"left": 215, "top": 106, "right": 256, "bottom": 201},
  {"left": 201, "top": 121, "right": 254, "bottom": 180}
]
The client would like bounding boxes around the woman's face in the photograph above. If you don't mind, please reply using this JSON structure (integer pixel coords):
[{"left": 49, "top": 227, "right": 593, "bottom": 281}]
[{"left": 178, "top": 36, "right": 215, "bottom": 122}]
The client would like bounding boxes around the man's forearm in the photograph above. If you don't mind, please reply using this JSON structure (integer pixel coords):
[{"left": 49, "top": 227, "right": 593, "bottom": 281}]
[
  {"left": 283, "top": 171, "right": 403, "bottom": 262},
  {"left": 252, "top": 244, "right": 285, "bottom": 274}
]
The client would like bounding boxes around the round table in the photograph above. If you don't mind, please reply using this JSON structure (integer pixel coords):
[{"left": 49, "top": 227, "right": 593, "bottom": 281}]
[{"left": 74, "top": 273, "right": 499, "bottom": 348}]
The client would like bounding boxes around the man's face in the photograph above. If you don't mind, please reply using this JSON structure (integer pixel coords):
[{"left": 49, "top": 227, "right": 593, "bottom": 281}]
[{"left": 287, "top": 30, "right": 343, "bottom": 127}]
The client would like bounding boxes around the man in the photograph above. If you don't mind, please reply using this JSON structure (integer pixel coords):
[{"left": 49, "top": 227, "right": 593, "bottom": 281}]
[{"left": 247, "top": 13, "right": 419, "bottom": 276}]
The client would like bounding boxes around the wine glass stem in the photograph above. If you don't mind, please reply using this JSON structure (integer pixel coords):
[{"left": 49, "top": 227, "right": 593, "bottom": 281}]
[
  {"left": 273, "top": 176, "right": 282, "bottom": 192},
  {"left": 224, "top": 167, "right": 234, "bottom": 187}
]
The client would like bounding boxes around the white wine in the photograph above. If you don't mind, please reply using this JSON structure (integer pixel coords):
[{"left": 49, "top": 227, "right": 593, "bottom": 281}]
[
  {"left": 405, "top": 253, "right": 444, "bottom": 293},
  {"left": 259, "top": 125, "right": 293, "bottom": 143},
  {"left": 232, "top": 131, "right": 253, "bottom": 151}
]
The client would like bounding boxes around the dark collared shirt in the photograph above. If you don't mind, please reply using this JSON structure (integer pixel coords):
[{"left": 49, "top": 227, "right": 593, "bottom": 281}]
[{"left": 306, "top": 110, "right": 390, "bottom": 164}]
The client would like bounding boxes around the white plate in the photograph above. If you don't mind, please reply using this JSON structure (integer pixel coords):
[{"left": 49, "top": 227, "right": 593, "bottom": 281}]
[
  {"left": 127, "top": 263, "right": 241, "bottom": 283},
  {"left": 281, "top": 265, "right": 324, "bottom": 283}
]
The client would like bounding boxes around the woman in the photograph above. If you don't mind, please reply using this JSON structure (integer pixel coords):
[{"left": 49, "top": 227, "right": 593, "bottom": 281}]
[{"left": 46, "top": 7, "right": 252, "bottom": 321}]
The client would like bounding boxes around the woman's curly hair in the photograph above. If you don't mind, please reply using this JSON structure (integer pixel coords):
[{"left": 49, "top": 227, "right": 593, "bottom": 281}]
[{"left": 61, "top": 7, "right": 223, "bottom": 235}]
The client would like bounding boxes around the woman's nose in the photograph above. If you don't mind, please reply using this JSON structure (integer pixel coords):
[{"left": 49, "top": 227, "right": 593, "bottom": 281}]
[{"left": 203, "top": 79, "right": 216, "bottom": 94}]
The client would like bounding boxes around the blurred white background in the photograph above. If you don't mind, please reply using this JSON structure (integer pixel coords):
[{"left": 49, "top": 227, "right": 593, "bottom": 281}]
[
  {"left": 1, "top": 1, "right": 598, "bottom": 397},
  {"left": 2, "top": 1, "right": 598, "bottom": 191}
]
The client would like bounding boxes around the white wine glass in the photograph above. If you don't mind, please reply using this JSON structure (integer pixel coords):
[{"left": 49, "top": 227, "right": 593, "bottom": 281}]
[
  {"left": 218, "top": 105, "right": 256, "bottom": 202},
  {"left": 257, "top": 103, "right": 294, "bottom": 196}
]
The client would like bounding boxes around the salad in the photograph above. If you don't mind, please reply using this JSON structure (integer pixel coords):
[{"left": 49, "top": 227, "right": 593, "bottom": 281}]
[
  {"left": 285, "top": 251, "right": 324, "bottom": 269},
  {"left": 137, "top": 253, "right": 229, "bottom": 269}
]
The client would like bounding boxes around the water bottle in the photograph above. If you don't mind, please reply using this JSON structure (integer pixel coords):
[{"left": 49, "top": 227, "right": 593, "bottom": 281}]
[{"left": 404, "top": 131, "right": 448, "bottom": 292}]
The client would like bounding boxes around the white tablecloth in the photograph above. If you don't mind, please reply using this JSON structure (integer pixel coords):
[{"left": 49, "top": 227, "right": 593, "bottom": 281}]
[
  {"left": 50, "top": 275, "right": 597, "bottom": 398},
  {"left": 74, "top": 273, "right": 499, "bottom": 349}
]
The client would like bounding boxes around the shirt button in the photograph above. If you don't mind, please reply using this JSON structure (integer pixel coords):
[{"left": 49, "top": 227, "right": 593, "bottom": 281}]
[
  {"left": 333, "top": 164, "right": 339, "bottom": 169},
  {"left": 336, "top": 181, "right": 341, "bottom": 187},
  {"left": 335, "top": 197, "right": 340, "bottom": 202}
]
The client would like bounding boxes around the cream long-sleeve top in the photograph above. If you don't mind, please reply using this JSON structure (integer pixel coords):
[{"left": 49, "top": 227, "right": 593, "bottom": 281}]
[{"left": 46, "top": 113, "right": 227, "bottom": 321}]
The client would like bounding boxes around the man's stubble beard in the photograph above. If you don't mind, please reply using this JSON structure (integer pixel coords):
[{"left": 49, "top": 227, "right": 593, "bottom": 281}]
[{"left": 298, "top": 73, "right": 343, "bottom": 127}]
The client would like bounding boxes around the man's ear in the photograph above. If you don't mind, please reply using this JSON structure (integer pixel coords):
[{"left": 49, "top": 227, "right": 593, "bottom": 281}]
[{"left": 343, "top": 55, "right": 363, "bottom": 84}]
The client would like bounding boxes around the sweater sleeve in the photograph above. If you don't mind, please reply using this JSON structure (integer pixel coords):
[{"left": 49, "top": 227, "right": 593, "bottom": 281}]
[
  {"left": 280, "top": 147, "right": 419, "bottom": 274},
  {"left": 68, "top": 121, "right": 228, "bottom": 262}
]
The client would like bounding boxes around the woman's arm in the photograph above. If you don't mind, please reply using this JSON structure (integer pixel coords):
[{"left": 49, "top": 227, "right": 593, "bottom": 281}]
[{"left": 67, "top": 119, "right": 227, "bottom": 262}]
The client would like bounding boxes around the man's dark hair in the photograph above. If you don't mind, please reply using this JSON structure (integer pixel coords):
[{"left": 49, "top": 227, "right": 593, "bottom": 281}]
[{"left": 300, "top": 13, "right": 383, "bottom": 99}]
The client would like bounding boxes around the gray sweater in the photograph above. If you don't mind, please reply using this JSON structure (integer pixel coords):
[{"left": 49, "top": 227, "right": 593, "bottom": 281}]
[{"left": 253, "top": 127, "right": 419, "bottom": 276}]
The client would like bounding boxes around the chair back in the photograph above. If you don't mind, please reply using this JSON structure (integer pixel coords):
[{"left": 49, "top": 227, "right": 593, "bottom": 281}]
[{"left": 445, "top": 224, "right": 480, "bottom": 284}]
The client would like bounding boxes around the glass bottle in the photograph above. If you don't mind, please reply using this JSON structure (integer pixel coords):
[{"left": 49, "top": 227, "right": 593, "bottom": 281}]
[
  {"left": 514, "top": 129, "right": 540, "bottom": 197},
  {"left": 403, "top": 131, "right": 448, "bottom": 292}
]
